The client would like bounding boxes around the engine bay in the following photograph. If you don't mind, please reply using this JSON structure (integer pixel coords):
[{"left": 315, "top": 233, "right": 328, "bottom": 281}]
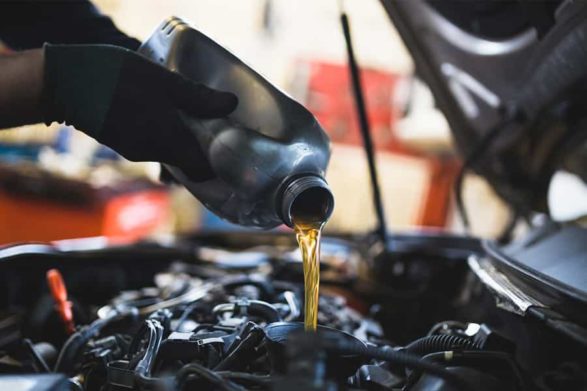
[
  {"left": 0, "top": 1, "right": 586, "bottom": 390},
  {"left": 0, "top": 229, "right": 585, "bottom": 391}
]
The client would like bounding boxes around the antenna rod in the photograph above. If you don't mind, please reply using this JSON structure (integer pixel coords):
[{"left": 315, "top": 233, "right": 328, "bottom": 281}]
[{"left": 339, "top": 8, "right": 388, "bottom": 244}]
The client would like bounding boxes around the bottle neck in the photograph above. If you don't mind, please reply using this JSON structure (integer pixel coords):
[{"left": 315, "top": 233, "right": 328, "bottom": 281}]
[{"left": 278, "top": 175, "right": 334, "bottom": 228}]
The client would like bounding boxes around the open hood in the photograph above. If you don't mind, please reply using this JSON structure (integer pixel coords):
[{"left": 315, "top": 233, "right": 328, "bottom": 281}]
[{"left": 380, "top": 0, "right": 587, "bottom": 217}]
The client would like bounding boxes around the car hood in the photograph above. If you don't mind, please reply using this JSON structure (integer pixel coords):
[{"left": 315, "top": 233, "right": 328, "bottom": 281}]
[{"left": 380, "top": 0, "right": 587, "bottom": 216}]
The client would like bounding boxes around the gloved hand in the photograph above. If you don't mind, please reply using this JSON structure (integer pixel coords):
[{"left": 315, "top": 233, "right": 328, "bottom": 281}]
[{"left": 42, "top": 44, "right": 237, "bottom": 181}]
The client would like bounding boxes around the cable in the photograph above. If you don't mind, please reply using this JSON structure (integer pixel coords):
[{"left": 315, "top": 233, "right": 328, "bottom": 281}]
[
  {"left": 23, "top": 339, "right": 50, "bottom": 373},
  {"left": 403, "top": 335, "right": 482, "bottom": 357},
  {"left": 322, "top": 339, "right": 472, "bottom": 390},
  {"left": 174, "top": 301, "right": 204, "bottom": 331},
  {"left": 454, "top": 114, "right": 518, "bottom": 232},
  {"left": 217, "top": 371, "right": 271, "bottom": 387},
  {"left": 134, "top": 319, "right": 163, "bottom": 376},
  {"left": 497, "top": 210, "right": 520, "bottom": 244},
  {"left": 176, "top": 363, "right": 246, "bottom": 391},
  {"left": 128, "top": 323, "right": 149, "bottom": 359},
  {"left": 54, "top": 317, "right": 111, "bottom": 373},
  {"left": 213, "top": 324, "right": 265, "bottom": 371},
  {"left": 422, "top": 350, "right": 527, "bottom": 390},
  {"left": 213, "top": 300, "right": 282, "bottom": 323}
]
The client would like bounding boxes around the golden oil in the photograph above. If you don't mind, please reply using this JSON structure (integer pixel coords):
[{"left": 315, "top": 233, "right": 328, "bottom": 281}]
[{"left": 294, "top": 219, "right": 324, "bottom": 331}]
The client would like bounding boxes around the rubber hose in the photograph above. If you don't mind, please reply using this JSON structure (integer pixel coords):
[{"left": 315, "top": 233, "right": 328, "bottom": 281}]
[
  {"left": 54, "top": 318, "right": 109, "bottom": 373},
  {"left": 214, "top": 301, "right": 281, "bottom": 323},
  {"left": 324, "top": 340, "right": 471, "bottom": 390},
  {"left": 248, "top": 301, "right": 281, "bottom": 323},
  {"left": 404, "top": 335, "right": 482, "bottom": 357},
  {"left": 213, "top": 327, "right": 264, "bottom": 371}
]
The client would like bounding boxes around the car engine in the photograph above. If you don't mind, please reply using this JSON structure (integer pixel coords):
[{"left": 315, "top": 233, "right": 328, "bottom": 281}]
[{"left": 0, "top": 228, "right": 585, "bottom": 391}]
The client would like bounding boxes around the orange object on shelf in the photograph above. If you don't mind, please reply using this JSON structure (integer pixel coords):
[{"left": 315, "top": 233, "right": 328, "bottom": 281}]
[
  {"left": 46, "top": 268, "right": 75, "bottom": 334},
  {"left": 0, "top": 166, "right": 170, "bottom": 244},
  {"left": 0, "top": 189, "right": 169, "bottom": 244}
]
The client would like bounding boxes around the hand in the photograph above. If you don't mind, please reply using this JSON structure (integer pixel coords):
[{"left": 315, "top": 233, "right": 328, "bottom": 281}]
[{"left": 42, "top": 44, "right": 237, "bottom": 181}]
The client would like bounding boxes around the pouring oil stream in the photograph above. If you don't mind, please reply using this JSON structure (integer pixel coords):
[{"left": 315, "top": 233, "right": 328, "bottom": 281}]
[{"left": 294, "top": 219, "right": 324, "bottom": 331}]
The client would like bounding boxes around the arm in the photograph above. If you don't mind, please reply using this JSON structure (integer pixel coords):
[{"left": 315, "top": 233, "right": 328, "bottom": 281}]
[
  {"left": 0, "top": 0, "right": 139, "bottom": 50},
  {"left": 0, "top": 0, "right": 138, "bottom": 129},
  {"left": 0, "top": 43, "right": 237, "bottom": 182},
  {"left": 0, "top": 49, "right": 44, "bottom": 128},
  {"left": 0, "top": 2, "right": 237, "bottom": 182},
  {"left": 0, "top": 0, "right": 140, "bottom": 129}
]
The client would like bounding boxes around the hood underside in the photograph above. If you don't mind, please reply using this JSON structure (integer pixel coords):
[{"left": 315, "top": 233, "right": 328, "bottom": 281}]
[{"left": 380, "top": 0, "right": 587, "bottom": 217}]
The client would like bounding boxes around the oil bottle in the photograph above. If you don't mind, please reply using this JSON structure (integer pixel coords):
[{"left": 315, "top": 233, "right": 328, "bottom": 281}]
[{"left": 139, "top": 17, "right": 334, "bottom": 229}]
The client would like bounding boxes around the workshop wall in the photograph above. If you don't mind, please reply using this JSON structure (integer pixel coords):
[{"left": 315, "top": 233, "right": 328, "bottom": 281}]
[{"left": 97, "top": 0, "right": 413, "bottom": 80}]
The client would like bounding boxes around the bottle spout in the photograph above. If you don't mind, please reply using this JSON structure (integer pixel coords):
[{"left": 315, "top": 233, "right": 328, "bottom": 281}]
[{"left": 280, "top": 175, "right": 334, "bottom": 228}]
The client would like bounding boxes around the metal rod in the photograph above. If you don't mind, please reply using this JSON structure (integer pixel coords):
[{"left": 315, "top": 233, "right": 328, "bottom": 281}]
[{"left": 340, "top": 11, "right": 388, "bottom": 244}]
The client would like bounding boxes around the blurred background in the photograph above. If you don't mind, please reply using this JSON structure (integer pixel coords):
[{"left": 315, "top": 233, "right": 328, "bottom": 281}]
[{"left": 0, "top": 0, "right": 513, "bottom": 244}]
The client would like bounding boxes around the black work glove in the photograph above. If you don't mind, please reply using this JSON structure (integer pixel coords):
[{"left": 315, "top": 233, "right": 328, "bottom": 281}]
[{"left": 42, "top": 44, "right": 238, "bottom": 181}]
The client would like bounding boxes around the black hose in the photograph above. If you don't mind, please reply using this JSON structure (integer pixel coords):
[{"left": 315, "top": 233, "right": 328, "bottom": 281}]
[
  {"left": 54, "top": 305, "right": 136, "bottom": 374},
  {"left": 497, "top": 210, "right": 520, "bottom": 244},
  {"left": 23, "top": 339, "right": 50, "bottom": 373},
  {"left": 322, "top": 339, "right": 471, "bottom": 390},
  {"left": 404, "top": 335, "right": 482, "bottom": 357},
  {"left": 245, "top": 301, "right": 281, "bottom": 323},
  {"left": 454, "top": 114, "right": 517, "bottom": 232},
  {"left": 176, "top": 363, "right": 245, "bottom": 391},
  {"left": 422, "top": 350, "right": 527, "bottom": 390},
  {"left": 54, "top": 317, "right": 110, "bottom": 373},
  {"left": 174, "top": 301, "right": 206, "bottom": 331},
  {"left": 217, "top": 371, "right": 271, "bottom": 387},
  {"left": 149, "top": 309, "right": 172, "bottom": 335},
  {"left": 213, "top": 324, "right": 265, "bottom": 371},
  {"left": 129, "top": 323, "right": 149, "bottom": 359},
  {"left": 214, "top": 300, "right": 281, "bottom": 323},
  {"left": 134, "top": 319, "right": 163, "bottom": 376}
]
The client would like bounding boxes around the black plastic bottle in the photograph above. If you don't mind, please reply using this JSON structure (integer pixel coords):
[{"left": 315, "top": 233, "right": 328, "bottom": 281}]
[{"left": 139, "top": 17, "right": 334, "bottom": 228}]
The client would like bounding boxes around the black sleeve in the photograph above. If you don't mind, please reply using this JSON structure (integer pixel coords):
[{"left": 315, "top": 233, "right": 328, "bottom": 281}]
[{"left": 0, "top": 0, "right": 140, "bottom": 51}]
